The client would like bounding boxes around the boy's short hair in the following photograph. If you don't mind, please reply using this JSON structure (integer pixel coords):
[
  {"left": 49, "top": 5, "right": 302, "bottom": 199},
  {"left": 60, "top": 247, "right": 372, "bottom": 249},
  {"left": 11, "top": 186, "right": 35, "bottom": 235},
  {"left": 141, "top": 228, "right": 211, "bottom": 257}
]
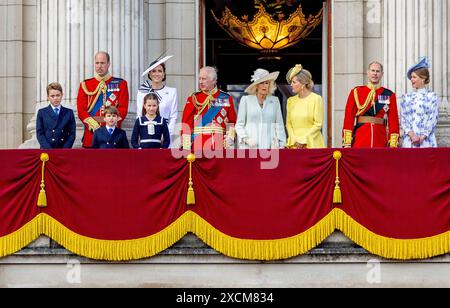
[
  {"left": 104, "top": 106, "right": 119, "bottom": 116},
  {"left": 47, "top": 82, "right": 63, "bottom": 95}
]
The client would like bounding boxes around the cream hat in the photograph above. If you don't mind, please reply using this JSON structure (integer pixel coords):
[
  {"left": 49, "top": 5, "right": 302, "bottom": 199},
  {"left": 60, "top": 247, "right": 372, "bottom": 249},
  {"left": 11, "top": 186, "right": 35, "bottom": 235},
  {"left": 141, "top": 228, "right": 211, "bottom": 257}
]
[{"left": 245, "top": 69, "right": 280, "bottom": 94}]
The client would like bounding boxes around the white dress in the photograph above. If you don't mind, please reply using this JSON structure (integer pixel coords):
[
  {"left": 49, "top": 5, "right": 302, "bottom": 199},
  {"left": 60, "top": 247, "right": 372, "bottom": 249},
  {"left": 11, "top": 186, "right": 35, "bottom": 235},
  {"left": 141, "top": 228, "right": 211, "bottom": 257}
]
[
  {"left": 137, "top": 82, "right": 178, "bottom": 147},
  {"left": 235, "top": 95, "right": 286, "bottom": 149},
  {"left": 400, "top": 88, "right": 439, "bottom": 148}
]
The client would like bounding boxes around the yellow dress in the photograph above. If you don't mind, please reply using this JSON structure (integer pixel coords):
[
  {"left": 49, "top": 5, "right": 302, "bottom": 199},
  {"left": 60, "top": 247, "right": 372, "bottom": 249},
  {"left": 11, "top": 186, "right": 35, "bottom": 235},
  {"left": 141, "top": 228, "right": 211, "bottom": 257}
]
[{"left": 286, "top": 92, "right": 325, "bottom": 148}]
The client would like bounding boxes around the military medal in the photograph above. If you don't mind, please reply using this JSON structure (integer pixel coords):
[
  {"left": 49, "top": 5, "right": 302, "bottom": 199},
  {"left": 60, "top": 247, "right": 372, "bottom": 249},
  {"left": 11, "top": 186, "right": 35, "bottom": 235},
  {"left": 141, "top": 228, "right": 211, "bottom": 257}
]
[{"left": 378, "top": 95, "right": 390, "bottom": 120}]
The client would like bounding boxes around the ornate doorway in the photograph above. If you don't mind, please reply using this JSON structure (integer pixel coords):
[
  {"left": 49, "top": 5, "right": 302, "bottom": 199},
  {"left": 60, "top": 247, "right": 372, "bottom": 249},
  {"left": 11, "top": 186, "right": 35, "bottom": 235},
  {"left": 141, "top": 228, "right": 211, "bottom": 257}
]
[{"left": 199, "top": 0, "right": 332, "bottom": 145}]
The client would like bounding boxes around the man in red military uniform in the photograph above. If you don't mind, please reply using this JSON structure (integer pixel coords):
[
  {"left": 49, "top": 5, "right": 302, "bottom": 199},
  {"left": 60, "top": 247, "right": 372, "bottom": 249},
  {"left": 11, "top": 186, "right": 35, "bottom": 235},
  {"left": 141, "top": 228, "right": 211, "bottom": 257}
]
[
  {"left": 343, "top": 62, "right": 400, "bottom": 148},
  {"left": 181, "top": 66, "right": 237, "bottom": 153},
  {"left": 77, "top": 51, "right": 129, "bottom": 148}
]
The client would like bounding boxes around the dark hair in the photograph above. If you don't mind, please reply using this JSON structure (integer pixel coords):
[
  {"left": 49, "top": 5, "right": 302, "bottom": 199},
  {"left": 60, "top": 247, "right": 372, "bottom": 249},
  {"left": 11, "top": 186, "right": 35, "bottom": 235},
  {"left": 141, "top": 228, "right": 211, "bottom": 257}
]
[
  {"left": 104, "top": 106, "right": 119, "bottom": 116},
  {"left": 47, "top": 82, "right": 63, "bottom": 95},
  {"left": 412, "top": 67, "right": 431, "bottom": 85},
  {"left": 142, "top": 93, "right": 161, "bottom": 117},
  {"left": 148, "top": 63, "right": 167, "bottom": 82}
]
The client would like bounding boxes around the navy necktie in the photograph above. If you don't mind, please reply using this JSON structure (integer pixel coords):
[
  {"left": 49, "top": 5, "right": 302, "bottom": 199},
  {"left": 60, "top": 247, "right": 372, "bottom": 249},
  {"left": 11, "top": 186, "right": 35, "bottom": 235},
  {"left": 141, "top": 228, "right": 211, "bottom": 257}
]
[
  {"left": 108, "top": 128, "right": 114, "bottom": 136},
  {"left": 54, "top": 108, "right": 60, "bottom": 117}
]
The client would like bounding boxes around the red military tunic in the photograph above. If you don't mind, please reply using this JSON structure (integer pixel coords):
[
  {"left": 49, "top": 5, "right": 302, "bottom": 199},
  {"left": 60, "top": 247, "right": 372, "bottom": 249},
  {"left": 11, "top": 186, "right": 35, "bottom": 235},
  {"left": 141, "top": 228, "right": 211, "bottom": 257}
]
[
  {"left": 77, "top": 74, "right": 129, "bottom": 148},
  {"left": 343, "top": 85, "right": 400, "bottom": 148},
  {"left": 181, "top": 88, "right": 237, "bottom": 152}
]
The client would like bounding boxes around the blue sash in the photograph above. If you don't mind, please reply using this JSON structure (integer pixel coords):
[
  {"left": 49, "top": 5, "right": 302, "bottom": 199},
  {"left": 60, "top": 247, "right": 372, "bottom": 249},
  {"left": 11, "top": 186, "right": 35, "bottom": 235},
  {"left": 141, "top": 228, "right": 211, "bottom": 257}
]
[
  {"left": 192, "top": 92, "right": 231, "bottom": 141},
  {"left": 192, "top": 105, "right": 222, "bottom": 141}
]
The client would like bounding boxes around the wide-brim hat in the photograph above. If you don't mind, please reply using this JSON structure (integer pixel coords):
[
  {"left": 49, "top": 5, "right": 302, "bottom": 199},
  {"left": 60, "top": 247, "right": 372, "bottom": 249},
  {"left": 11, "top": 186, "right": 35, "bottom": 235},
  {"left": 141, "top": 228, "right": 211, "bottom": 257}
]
[
  {"left": 142, "top": 55, "right": 174, "bottom": 77},
  {"left": 407, "top": 57, "right": 429, "bottom": 80},
  {"left": 245, "top": 69, "right": 280, "bottom": 94}
]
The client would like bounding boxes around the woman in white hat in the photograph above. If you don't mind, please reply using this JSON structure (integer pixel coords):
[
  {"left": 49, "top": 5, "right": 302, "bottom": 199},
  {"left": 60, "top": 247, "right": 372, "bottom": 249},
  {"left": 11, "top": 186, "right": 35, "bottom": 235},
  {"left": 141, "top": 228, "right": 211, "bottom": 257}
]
[
  {"left": 286, "top": 64, "right": 325, "bottom": 149},
  {"left": 137, "top": 55, "right": 178, "bottom": 147},
  {"left": 236, "top": 69, "right": 286, "bottom": 149}
]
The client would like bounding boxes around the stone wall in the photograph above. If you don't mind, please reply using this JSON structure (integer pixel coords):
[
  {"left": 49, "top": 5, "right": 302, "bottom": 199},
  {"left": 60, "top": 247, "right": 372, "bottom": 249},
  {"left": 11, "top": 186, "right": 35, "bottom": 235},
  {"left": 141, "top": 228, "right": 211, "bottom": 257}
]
[
  {"left": 2, "top": 234, "right": 450, "bottom": 287},
  {"left": 0, "top": 0, "right": 36, "bottom": 149},
  {"left": 332, "top": 0, "right": 382, "bottom": 147},
  {"left": 145, "top": 0, "right": 196, "bottom": 146}
]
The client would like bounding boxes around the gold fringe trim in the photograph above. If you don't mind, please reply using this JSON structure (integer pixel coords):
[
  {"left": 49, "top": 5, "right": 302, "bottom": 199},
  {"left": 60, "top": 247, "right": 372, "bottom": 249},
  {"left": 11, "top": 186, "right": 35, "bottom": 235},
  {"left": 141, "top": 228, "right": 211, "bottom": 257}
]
[
  {"left": 335, "top": 209, "right": 450, "bottom": 260},
  {"left": 188, "top": 211, "right": 336, "bottom": 261},
  {"left": 39, "top": 214, "right": 190, "bottom": 261},
  {"left": 2, "top": 210, "right": 450, "bottom": 261},
  {"left": 0, "top": 216, "right": 42, "bottom": 258}
]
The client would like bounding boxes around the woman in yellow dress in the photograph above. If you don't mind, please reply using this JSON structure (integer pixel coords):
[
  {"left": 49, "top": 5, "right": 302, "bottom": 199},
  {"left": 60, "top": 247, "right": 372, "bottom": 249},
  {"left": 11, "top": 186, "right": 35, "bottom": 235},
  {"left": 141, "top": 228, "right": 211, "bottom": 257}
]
[{"left": 285, "top": 65, "right": 325, "bottom": 149}]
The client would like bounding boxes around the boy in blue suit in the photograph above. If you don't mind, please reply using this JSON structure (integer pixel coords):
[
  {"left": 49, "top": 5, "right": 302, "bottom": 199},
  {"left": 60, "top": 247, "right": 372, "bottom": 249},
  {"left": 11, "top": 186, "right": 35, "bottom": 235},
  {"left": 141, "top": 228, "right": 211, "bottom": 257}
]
[
  {"left": 92, "top": 106, "right": 130, "bottom": 149},
  {"left": 36, "top": 83, "right": 76, "bottom": 149}
]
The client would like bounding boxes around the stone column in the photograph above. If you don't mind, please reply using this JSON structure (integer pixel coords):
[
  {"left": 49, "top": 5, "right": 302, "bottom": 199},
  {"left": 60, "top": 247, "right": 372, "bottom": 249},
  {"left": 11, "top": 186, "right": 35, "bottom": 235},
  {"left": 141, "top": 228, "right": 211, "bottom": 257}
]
[
  {"left": 21, "top": 0, "right": 144, "bottom": 149},
  {"left": 144, "top": 0, "right": 197, "bottom": 146},
  {"left": 0, "top": 1, "right": 36, "bottom": 149},
  {"left": 383, "top": 0, "right": 449, "bottom": 146},
  {"left": 332, "top": 0, "right": 366, "bottom": 147}
]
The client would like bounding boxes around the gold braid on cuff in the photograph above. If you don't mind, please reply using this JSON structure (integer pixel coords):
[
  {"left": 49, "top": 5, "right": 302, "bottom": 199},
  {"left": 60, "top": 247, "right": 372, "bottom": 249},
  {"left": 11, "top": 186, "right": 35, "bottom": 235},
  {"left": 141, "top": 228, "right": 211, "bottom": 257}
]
[
  {"left": 182, "top": 135, "right": 192, "bottom": 150},
  {"left": 343, "top": 130, "right": 353, "bottom": 147},
  {"left": 389, "top": 134, "right": 399, "bottom": 148},
  {"left": 83, "top": 117, "right": 101, "bottom": 132}
]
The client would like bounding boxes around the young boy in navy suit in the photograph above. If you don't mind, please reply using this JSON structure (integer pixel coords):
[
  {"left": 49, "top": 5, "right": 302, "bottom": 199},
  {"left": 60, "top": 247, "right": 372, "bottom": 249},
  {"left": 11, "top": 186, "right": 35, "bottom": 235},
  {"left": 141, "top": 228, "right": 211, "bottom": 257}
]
[
  {"left": 92, "top": 106, "right": 130, "bottom": 149},
  {"left": 36, "top": 82, "right": 76, "bottom": 149}
]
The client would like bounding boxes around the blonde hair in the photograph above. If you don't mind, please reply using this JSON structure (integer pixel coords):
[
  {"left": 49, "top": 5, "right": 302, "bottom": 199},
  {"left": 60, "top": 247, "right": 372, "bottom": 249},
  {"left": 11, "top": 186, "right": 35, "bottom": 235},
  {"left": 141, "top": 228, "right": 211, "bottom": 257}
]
[
  {"left": 47, "top": 82, "right": 63, "bottom": 95},
  {"left": 292, "top": 69, "right": 314, "bottom": 90}
]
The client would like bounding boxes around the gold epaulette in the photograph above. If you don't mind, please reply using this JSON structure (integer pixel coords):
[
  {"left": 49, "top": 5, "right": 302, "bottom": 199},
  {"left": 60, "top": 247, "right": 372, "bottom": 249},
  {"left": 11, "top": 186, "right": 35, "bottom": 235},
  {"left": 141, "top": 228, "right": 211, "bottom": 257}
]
[
  {"left": 81, "top": 79, "right": 104, "bottom": 96},
  {"left": 354, "top": 85, "right": 377, "bottom": 116},
  {"left": 188, "top": 92, "right": 201, "bottom": 103}
]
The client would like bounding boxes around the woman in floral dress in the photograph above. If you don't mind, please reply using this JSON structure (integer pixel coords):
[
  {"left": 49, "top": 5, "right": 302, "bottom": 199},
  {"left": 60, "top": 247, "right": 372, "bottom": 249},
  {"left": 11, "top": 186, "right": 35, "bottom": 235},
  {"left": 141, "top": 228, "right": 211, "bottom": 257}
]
[{"left": 401, "top": 58, "right": 439, "bottom": 148}]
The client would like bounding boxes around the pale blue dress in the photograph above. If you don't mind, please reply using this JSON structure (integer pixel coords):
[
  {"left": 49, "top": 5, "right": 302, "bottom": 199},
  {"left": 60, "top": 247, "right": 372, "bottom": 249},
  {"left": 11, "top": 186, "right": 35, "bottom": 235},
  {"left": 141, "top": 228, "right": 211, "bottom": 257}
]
[
  {"left": 401, "top": 88, "right": 439, "bottom": 148},
  {"left": 236, "top": 95, "right": 286, "bottom": 149}
]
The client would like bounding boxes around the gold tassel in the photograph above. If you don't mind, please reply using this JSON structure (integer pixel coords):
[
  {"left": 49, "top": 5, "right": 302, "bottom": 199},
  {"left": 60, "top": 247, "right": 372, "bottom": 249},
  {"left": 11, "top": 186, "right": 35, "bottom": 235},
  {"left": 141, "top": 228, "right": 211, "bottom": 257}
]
[
  {"left": 37, "top": 153, "right": 50, "bottom": 208},
  {"left": 333, "top": 151, "right": 342, "bottom": 204},
  {"left": 187, "top": 153, "right": 196, "bottom": 205}
]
